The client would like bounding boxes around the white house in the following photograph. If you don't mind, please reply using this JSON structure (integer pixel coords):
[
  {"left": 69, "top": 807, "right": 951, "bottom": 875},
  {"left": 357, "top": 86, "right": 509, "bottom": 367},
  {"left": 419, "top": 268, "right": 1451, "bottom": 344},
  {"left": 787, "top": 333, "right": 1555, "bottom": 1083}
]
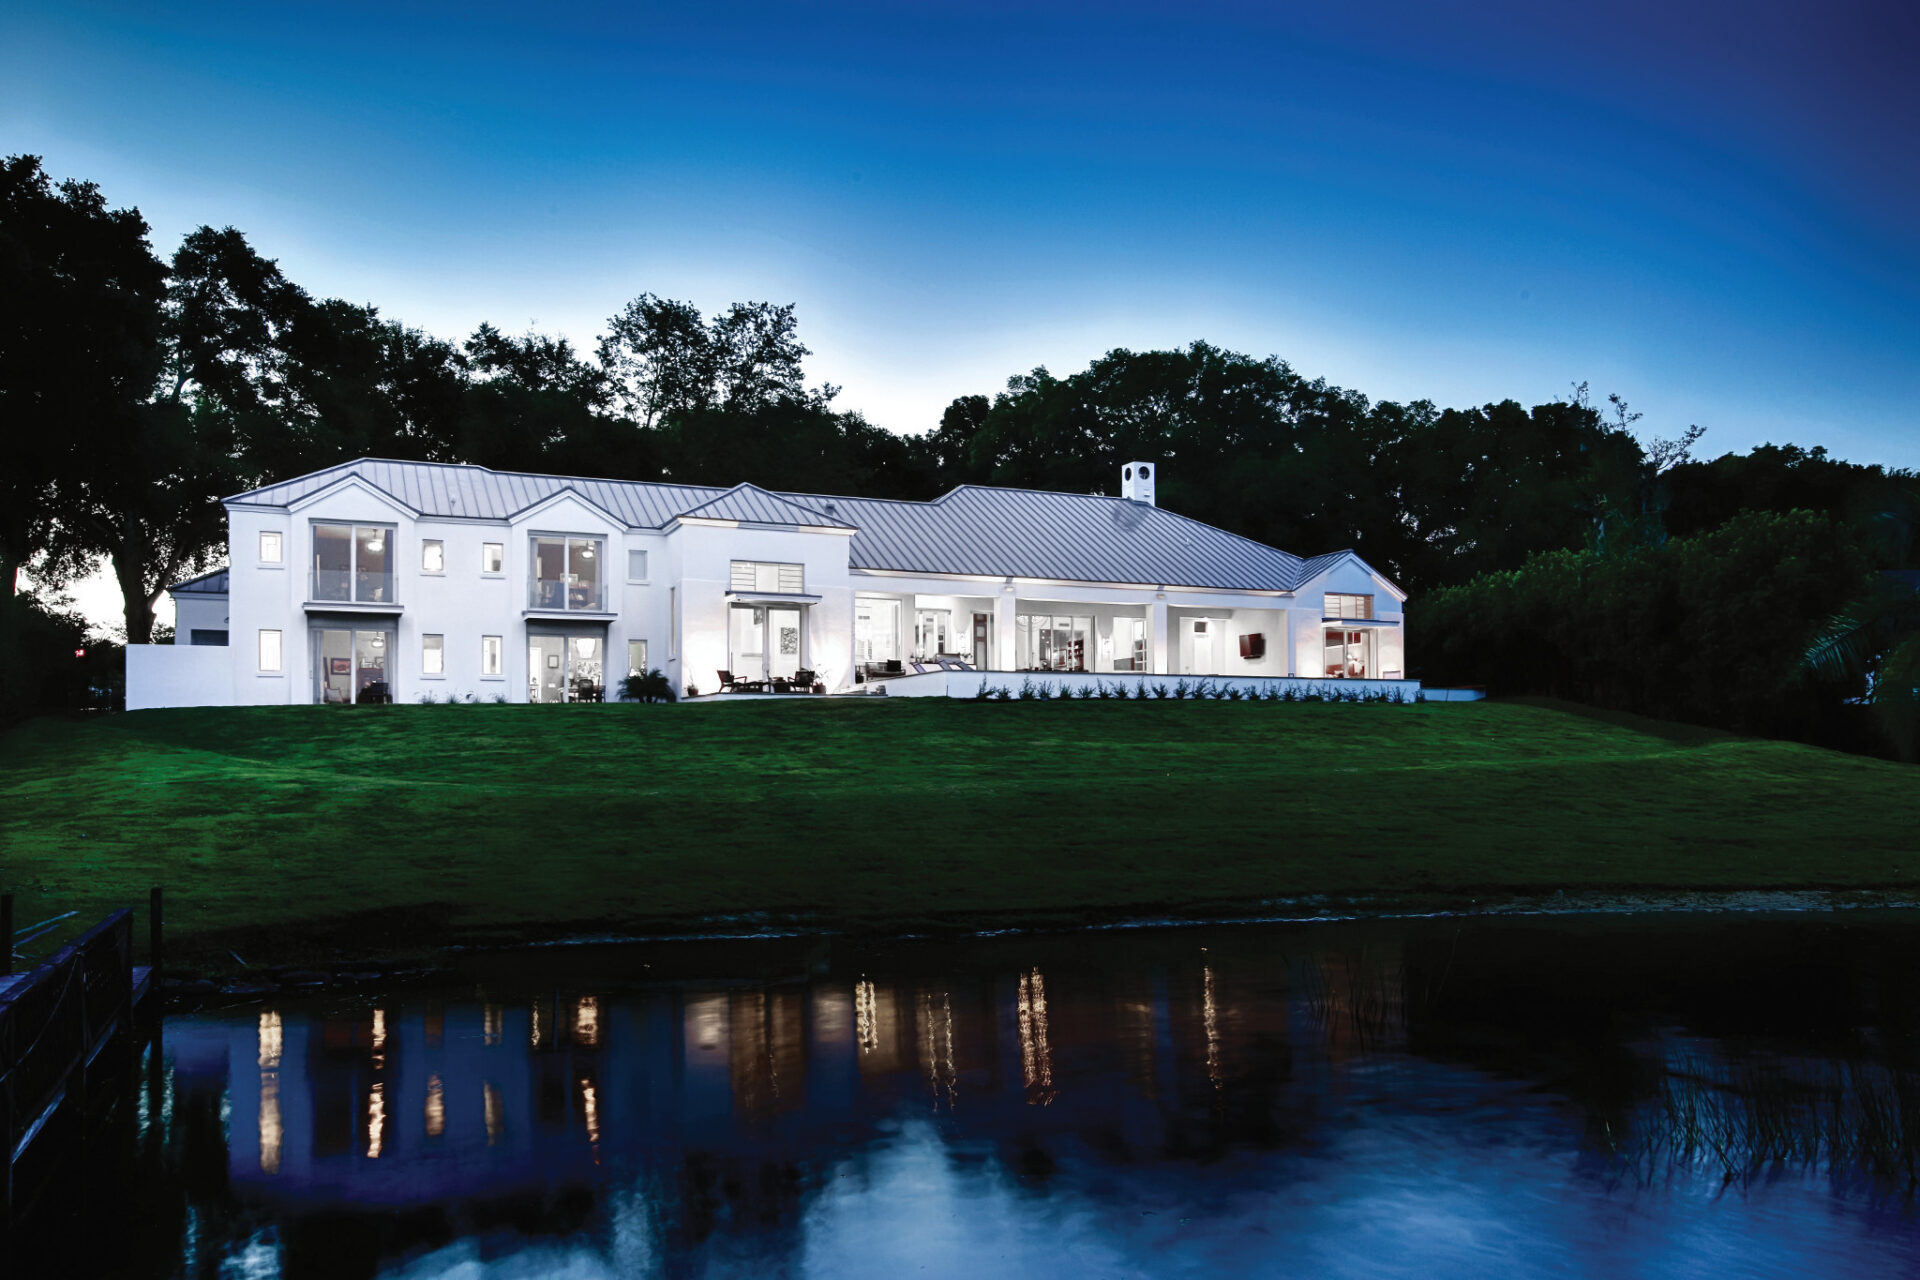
[{"left": 125, "top": 459, "right": 1412, "bottom": 708}]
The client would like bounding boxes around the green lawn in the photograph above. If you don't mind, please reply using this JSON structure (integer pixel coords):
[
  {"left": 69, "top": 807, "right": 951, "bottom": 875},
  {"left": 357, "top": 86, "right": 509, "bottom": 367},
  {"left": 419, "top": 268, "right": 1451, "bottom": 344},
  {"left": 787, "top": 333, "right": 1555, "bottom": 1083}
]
[{"left": 3, "top": 698, "right": 1916, "bottom": 971}]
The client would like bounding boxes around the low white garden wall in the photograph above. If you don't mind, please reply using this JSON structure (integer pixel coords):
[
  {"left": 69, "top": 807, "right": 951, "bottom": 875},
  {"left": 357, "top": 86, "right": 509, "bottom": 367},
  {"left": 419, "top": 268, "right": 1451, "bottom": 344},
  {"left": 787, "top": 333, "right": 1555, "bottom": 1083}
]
[
  {"left": 127, "top": 643, "right": 233, "bottom": 710},
  {"left": 877, "top": 670, "right": 1425, "bottom": 702}
]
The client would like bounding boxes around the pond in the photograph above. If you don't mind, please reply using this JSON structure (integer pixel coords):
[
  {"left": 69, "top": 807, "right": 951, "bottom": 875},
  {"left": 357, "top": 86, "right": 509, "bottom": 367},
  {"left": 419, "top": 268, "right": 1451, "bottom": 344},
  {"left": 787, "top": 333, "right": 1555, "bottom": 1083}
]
[{"left": 29, "top": 913, "right": 1920, "bottom": 1277}]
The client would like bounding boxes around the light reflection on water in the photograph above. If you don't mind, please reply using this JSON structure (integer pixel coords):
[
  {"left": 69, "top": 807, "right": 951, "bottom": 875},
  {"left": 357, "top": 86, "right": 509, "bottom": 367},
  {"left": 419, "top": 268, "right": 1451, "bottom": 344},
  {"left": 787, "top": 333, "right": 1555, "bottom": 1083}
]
[{"left": 36, "top": 916, "right": 1920, "bottom": 1277}]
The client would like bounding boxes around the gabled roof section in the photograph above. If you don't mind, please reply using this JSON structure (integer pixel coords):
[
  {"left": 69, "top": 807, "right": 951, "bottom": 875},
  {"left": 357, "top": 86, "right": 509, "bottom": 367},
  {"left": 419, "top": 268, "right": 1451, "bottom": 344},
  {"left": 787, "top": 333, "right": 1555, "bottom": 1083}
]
[
  {"left": 282, "top": 471, "right": 421, "bottom": 518},
  {"left": 785, "top": 485, "right": 1309, "bottom": 592},
  {"left": 221, "top": 458, "right": 1395, "bottom": 595},
  {"left": 168, "top": 568, "right": 229, "bottom": 596},
  {"left": 1291, "top": 549, "right": 1407, "bottom": 601},
  {"left": 505, "top": 484, "right": 631, "bottom": 529},
  {"left": 677, "top": 483, "right": 854, "bottom": 529},
  {"left": 227, "top": 458, "right": 733, "bottom": 528}
]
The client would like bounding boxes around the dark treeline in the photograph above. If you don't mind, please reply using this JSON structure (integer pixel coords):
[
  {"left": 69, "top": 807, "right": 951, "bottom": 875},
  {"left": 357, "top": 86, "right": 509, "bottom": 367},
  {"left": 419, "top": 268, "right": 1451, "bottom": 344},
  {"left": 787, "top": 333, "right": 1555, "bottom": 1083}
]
[{"left": 4, "top": 156, "right": 1917, "bottom": 744}]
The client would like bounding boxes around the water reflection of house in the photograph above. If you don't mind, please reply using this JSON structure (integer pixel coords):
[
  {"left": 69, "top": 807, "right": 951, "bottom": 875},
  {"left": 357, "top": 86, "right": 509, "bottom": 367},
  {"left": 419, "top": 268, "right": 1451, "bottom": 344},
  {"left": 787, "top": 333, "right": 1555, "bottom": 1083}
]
[{"left": 167, "top": 958, "right": 1327, "bottom": 1271}]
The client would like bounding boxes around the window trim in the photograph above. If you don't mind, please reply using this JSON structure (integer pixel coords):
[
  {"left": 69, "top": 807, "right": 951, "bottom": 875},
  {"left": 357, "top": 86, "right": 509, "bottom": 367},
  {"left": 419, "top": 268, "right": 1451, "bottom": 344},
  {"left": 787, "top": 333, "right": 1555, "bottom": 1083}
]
[
  {"left": 626, "top": 548, "right": 650, "bottom": 584},
  {"left": 258, "top": 628, "right": 283, "bottom": 673},
  {"left": 309, "top": 520, "right": 399, "bottom": 605},
  {"left": 421, "top": 539, "right": 446, "bottom": 576},
  {"left": 481, "top": 542, "right": 505, "bottom": 576},
  {"left": 627, "top": 638, "right": 649, "bottom": 677},
  {"left": 258, "top": 530, "right": 284, "bottom": 565},
  {"left": 480, "top": 634, "right": 504, "bottom": 679},
  {"left": 422, "top": 632, "right": 445, "bottom": 677}
]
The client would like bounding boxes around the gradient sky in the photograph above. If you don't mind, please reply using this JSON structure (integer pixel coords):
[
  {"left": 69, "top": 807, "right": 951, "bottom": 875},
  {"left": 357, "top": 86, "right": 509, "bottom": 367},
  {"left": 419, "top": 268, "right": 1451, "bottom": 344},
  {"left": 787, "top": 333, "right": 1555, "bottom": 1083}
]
[{"left": 7, "top": 2, "right": 1918, "bottom": 471}]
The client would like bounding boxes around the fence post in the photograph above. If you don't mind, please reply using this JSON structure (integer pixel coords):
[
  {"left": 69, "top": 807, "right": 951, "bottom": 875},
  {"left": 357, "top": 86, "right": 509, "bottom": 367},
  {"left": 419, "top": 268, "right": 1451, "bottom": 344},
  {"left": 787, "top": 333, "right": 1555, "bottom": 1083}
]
[
  {"left": 2, "top": 892, "right": 12, "bottom": 977},
  {"left": 149, "top": 886, "right": 163, "bottom": 994}
]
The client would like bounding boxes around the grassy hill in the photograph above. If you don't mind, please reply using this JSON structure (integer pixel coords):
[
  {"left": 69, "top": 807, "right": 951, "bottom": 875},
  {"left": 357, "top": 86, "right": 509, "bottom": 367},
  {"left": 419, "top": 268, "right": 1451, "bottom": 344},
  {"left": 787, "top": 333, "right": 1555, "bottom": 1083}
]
[{"left": 3, "top": 698, "right": 1915, "bottom": 971}]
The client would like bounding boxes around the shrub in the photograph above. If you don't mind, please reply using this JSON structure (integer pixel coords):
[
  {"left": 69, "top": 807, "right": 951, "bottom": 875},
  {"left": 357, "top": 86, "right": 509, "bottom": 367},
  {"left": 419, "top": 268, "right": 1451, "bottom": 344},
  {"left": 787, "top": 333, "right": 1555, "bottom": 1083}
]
[
  {"left": 620, "top": 668, "right": 676, "bottom": 703},
  {"left": 1017, "top": 677, "right": 1037, "bottom": 700}
]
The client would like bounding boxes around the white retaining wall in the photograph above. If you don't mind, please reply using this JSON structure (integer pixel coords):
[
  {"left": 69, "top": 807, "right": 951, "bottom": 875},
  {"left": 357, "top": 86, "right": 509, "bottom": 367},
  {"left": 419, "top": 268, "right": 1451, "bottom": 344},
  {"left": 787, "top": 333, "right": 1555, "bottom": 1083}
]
[
  {"left": 877, "top": 671, "right": 1425, "bottom": 701},
  {"left": 127, "top": 643, "right": 234, "bottom": 710}
]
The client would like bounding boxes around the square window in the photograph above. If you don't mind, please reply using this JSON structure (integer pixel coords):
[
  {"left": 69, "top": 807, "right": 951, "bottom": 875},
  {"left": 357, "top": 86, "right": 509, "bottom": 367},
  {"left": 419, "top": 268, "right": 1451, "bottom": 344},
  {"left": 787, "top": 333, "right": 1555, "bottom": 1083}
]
[
  {"left": 258, "top": 629, "right": 282, "bottom": 672},
  {"left": 628, "top": 549, "right": 648, "bottom": 581},
  {"left": 259, "top": 531, "right": 283, "bottom": 563},
  {"left": 423, "top": 633, "right": 444, "bottom": 674},
  {"left": 482, "top": 543, "right": 504, "bottom": 574},
  {"left": 422, "top": 540, "right": 445, "bottom": 573},
  {"left": 482, "top": 635, "right": 503, "bottom": 675}
]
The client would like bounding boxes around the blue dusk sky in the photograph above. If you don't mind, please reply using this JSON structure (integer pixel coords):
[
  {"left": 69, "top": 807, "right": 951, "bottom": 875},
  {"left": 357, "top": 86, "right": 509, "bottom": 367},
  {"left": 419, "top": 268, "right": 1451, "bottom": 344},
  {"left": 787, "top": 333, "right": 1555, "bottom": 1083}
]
[{"left": 6, "top": 0, "right": 1918, "bottom": 469}]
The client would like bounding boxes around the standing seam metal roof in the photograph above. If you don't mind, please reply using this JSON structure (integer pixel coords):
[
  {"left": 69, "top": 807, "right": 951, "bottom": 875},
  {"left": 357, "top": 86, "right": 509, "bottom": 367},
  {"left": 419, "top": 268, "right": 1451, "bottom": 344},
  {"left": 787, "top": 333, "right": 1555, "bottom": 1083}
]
[{"left": 223, "top": 459, "right": 1373, "bottom": 593}]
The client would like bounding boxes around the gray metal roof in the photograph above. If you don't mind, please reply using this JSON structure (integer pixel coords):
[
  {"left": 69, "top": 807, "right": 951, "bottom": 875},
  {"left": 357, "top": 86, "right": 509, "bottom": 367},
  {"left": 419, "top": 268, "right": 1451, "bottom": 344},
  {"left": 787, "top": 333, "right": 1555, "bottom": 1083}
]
[
  {"left": 680, "top": 484, "right": 854, "bottom": 529},
  {"left": 168, "top": 568, "right": 229, "bottom": 596},
  {"left": 223, "top": 459, "right": 1383, "bottom": 593}
]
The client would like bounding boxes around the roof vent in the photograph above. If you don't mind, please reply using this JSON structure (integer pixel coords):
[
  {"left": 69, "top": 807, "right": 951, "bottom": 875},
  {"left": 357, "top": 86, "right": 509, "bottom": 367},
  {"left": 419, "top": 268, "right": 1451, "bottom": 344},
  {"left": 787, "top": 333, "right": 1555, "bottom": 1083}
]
[{"left": 1121, "top": 460, "right": 1157, "bottom": 506}]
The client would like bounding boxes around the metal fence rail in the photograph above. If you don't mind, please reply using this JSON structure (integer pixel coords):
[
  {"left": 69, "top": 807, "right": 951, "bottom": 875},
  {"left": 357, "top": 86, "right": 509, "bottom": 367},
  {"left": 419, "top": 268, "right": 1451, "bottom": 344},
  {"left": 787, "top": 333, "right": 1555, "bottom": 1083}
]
[{"left": 0, "top": 907, "right": 148, "bottom": 1233}]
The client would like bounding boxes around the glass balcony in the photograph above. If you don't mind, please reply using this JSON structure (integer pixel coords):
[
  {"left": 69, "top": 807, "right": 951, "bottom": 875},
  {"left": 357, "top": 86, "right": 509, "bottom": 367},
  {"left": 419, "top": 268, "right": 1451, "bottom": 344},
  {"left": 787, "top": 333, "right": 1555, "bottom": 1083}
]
[
  {"left": 310, "top": 568, "right": 397, "bottom": 604},
  {"left": 529, "top": 577, "right": 605, "bottom": 612}
]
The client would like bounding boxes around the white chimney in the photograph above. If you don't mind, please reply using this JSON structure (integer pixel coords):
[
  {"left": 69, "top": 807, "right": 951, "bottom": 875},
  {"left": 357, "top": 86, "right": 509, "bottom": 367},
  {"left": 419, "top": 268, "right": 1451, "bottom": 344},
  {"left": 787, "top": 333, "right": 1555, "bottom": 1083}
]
[{"left": 1121, "top": 460, "right": 1157, "bottom": 506}]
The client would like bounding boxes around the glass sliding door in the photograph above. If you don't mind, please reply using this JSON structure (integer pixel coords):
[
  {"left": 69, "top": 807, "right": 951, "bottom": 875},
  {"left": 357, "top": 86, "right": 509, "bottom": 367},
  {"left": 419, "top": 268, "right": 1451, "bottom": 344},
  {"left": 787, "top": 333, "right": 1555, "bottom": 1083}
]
[
  {"left": 913, "top": 609, "right": 951, "bottom": 660},
  {"left": 567, "top": 636, "right": 604, "bottom": 701},
  {"left": 855, "top": 598, "right": 901, "bottom": 664},
  {"left": 530, "top": 635, "right": 566, "bottom": 702},
  {"left": 1016, "top": 614, "right": 1092, "bottom": 670},
  {"left": 728, "top": 606, "right": 765, "bottom": 682},
  {"left": 1323, "top": 628, "right": 1373, "bottom": 678},
  {"left": 313, "top": 625, "right": 394, "bottom": 703},
  {"left": 318, "top": 629, "right": 353, "bottom": 703},
  {"left": 767, "top": 606, "right": 803, "bottom": 681},
  {"left": 313, "top": 525, "right": 352, "bottom": 602}
]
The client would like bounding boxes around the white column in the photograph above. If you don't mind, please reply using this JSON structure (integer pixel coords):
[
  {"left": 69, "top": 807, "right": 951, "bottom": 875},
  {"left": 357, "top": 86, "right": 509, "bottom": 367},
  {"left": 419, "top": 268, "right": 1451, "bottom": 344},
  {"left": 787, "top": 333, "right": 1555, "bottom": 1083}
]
[
  {"left": 1149, "top": 595, "right": 1170, "bottom": 675},
  {"left": 993, "top": 586, "right": 1017, "bottom": 671}
]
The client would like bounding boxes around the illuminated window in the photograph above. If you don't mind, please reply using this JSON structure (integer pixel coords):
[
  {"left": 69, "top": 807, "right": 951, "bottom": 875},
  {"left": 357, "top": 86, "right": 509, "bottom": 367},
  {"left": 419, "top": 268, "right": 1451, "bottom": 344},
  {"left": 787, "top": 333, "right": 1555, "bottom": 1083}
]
[
  {"left": 482, "top": 543, "right": 504, "bottom": 574},
  {"left": 422, "top": 539, "right": 444, "bottom": 573},
  {"left": 627, "top": 639, "right": 648, "bottom": 677},
  {"left": 258, "top": 629, "right": 282, "bottom": 672},
  {"left": 422, "top": 633, "right": 444, "bottom": 675},
  {"left": 481, "top": 635, "right": 503, "bottom": 676},
  {"left": 259, "top": 531, "right": 283, "bottom": 563},
  {"left": 1324, "top": 593, "right": 1373, "bottom": 620}
]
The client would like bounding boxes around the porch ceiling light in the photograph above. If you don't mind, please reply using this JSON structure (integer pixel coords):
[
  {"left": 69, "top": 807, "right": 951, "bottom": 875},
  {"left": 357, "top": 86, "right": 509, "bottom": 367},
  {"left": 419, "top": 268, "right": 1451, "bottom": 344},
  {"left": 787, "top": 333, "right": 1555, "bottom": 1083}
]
[{"left": 579, "top": 547, "right": 593, "bottom": 558}]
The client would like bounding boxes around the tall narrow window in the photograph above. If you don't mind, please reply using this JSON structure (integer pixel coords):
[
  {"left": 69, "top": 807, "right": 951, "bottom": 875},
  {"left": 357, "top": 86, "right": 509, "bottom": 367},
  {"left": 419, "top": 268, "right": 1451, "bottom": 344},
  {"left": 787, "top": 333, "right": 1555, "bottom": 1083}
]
[
  {"left": 628, "top": 639, "right": 648, "bottom": 677},
  {"left": 259, "top": 629, "right": 282, "bottom": 672},
  {"left": 422, "top": 633, "right": 444, "bottom": 675},
  {"left": 259, "top": 531, "right": 283, "bottom": 563},
  {"left": 669, "top": 588, "right": 678, "bottom": 658},
  {"left": 628, "top": 549, "right": 649, "bottom": 582},
  {"left": 481, "top": 635, "right": 503, "bottom": 676},
  {"left": 422, "top": 540, "right": 445, "bottom": 573},
  {"left": 482, "top": 543, "right": 504, "bottom": 574}
]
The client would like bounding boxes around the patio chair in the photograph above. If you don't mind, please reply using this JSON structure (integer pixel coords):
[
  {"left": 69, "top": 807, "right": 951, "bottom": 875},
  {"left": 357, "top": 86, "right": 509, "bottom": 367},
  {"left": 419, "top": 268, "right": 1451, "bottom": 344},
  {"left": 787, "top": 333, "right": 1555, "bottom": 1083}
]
[
  {"left": 791, "top": 668, "right": 817, "bottom": 693},
  {"left": 719, "top": 669, "right": 761, "bottom": 694}
]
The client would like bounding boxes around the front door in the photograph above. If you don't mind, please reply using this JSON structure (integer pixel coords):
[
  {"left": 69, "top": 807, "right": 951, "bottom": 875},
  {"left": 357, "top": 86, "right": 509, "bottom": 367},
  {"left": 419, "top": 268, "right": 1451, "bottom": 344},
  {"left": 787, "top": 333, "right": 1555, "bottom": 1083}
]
[
  {"left": 1182, "top": 618, "right": 1221, "bottom": 675},
  {"left": 972, "top": 613, "right": 990, "bottom": 668}
]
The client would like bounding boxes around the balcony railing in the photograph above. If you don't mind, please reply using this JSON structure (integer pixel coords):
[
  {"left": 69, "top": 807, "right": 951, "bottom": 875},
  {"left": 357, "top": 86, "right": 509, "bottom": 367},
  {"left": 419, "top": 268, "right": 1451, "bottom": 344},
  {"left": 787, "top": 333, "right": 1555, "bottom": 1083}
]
[
  {"left": 310, "top": 568, "right": 397, "bottom": 605},
  {"left": 529, "top": 577, "right": 605, "bottom": 612}
]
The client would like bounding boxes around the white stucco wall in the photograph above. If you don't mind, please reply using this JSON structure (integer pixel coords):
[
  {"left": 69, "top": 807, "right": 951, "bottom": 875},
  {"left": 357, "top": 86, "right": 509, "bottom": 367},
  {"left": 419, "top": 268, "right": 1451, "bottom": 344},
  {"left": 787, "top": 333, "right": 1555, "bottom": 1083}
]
[{"left": 127, "top": 643, "right": 233, "bottom": 709}]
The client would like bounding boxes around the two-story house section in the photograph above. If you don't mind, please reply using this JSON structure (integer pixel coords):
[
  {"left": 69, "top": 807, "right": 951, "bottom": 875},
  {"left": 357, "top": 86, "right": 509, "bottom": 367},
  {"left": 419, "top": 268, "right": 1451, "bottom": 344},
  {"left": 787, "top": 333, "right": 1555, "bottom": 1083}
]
[{"left": 127, "top": 459, "right": 1412, "bottom": 707}]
